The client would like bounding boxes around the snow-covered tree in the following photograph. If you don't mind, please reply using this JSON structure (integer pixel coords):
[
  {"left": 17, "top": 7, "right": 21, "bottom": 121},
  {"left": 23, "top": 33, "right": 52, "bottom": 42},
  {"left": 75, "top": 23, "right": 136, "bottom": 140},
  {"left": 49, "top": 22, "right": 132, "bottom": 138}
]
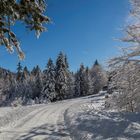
[
  {"left": 64, "top": 55, "right": 75, "bottom": 98},
  {"left": 107, "top": 70, "right": 118, "bottom": 94},
  {"left": 75, "top": 64, "right": 87, "bottom": 97},
  {"left": 84, "top": 67, "right": 93, "bottom": 95},
  {"left": 109, "top": 0, "right": 140, "bottom": 65},
  {"left": 12, "top": 78, "right": 30, "bottom": 105},
  {"left": 42, "top": 58, "right": 56, "bottom": 102},
  {"left": 90, "top": 60, "right": 107, "bottom": 94},
  {"left": 55, "top": 52, "right": 69, "bottom": 100},
  {"left": 22, "top": 66, "right": 30, "bottom": 79},
  {"left": 65, "top": 54, "right": 69, "bottom": 69},
  {"left": 67, "top": 72, "right": 75, "bottom": 98},
  {"left": 108, "top": 0, "right": 140, "bottom": 112},
  {"left": 0, "top": 0, "right": 50, "bottom": 59},
  {"left": 1, "top": 73, "right": 19, "bottom": 106},
  {"left": 31, "top": 65, "right": 42, "bottom": 100},
  {"left": 108, "top": 61, "right": 140, "bottom": 112},
  {"left": 31, "top": 65, "right": 41, "bottom": 77},
  {"left": 16, "top": 62, "right": 23, "bottom": 81}
]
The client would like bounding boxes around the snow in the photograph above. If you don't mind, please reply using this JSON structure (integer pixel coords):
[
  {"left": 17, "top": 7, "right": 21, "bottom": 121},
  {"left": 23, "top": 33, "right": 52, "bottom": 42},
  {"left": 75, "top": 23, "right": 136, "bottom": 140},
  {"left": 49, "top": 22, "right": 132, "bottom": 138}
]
[
  {"left": 0, "top": 93, "right": 140, "bottom": 140},
  {"left": 65, "top": 94, "right": 140, "bottom": 140},
  {"left": 0, "top": 105, "right": 46, "bottom": 130}
]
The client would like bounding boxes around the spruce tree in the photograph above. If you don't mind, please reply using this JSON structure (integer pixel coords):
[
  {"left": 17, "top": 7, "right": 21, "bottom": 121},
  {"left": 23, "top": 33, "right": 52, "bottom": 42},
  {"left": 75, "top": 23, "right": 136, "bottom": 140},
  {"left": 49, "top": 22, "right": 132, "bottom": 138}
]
[
  {"left": 4, "top": 73, "right": 17, "bottom": 103},
  {"left": 55, "top": 52, "right": 69, "bottom": 100},
  {"left": 84, "top": 67, "right": 93, "bottom": 95},
  {"left": 64, "top": 54, "right": 75, "bottom": 98},
  {"left": 34, "top": 74, "right": 42, "bottom": 99},
  {"left": 31, "top": 65, "right": 41, "bottom": 76},
  {"left": 67, "top": 72, "right": 75, "bottom": 98},
  {"left": 75, "top": 64, "right": 87, "bottom": 97},
  {"left": 94, "top": 59, "right": 99, "bottom": 66},
  {"left": 31, "top": 65, "right": 42, "bottom": 101},
  {"left": 42, "top": 58, "right": 56, "bottom": 102},
  {"left": 65, "top": 55, "right": 69, "bottom": 69},
  {"left": 22, "top": 66, "right": 30, "bottom": 80},
  {"left": 16, "top": 62, "right": 23, "bottom": 81}
]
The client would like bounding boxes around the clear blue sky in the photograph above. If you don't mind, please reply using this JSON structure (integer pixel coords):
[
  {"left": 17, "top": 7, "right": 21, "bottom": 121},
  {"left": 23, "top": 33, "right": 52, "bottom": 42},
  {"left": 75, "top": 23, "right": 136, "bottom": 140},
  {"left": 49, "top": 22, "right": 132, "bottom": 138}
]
[{"left": 1, "top": 0, "right": 130, "bottom": 72}]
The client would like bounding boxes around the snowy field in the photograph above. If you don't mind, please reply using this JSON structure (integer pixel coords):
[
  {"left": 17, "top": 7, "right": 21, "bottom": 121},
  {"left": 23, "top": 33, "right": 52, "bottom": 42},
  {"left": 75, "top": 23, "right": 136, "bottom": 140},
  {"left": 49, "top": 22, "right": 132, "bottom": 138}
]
[{"left": 0, "top": 93, "right": 140, "bottom": 140}]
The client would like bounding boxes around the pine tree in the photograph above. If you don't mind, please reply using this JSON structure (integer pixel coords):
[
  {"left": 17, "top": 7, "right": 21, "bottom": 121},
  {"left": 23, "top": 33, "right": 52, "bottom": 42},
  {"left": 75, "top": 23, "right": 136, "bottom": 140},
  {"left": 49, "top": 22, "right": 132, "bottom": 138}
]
[
  {"left": 75, "top": 64, "right": 87, "bottom": 97},
  {"left": 31, "top": 65, "right": 41, "bottom": 76},
  {"left": 67, "top": 72, "right": 75, "bottom": 98},
  {"left": 75, "top": 72, "right": 80, "bottom": 97},
  {"left": 55, "top": 52, "right": 69, "bottom": 100},
  {"left": 34, "top": 74, "right": 42, "bottom": 100},
  {"left": 31, "top": 66, "right": 42, "bottom": 101},
  {"left": 22, "top": 66, "right": 30, "bottom": 80},
  {"left": 23, "top": 66, "right": 30, "bottom": 76},
  {"left": 16, "top": 62, "right": 23, "bottom": 81},
  {"left": 94, "top": 59, "right": 99, "bottom": 65},
  {"left": 84, "top": 67, "right": 93, "bottom": 95},
  {"left": 64, "top": 54, "right": 75, "bottom": 98},
  {"left": 4, "top": 73, "right": 17, "bottom": 103},
  {"left": 65, "top": 55, "right": 69, "bottom": 69},
  {"left": 42, "top": 58, "right": 56, "bottom": 102}
]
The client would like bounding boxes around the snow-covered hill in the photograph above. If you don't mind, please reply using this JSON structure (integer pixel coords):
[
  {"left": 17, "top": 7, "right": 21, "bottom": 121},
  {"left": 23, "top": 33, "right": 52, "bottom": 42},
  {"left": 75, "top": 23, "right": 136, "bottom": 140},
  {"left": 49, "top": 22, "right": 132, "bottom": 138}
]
[{"left": 0, "top": 93, "right": 140, "bottom": 140}]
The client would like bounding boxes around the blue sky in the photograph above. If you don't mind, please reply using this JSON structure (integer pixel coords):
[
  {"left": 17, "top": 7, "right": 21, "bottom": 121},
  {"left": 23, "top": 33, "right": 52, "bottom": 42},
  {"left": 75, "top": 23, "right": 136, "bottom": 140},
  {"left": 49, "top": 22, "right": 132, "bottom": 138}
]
[{"left": 1, "top": 0, "right": 130, "bottom": 72}]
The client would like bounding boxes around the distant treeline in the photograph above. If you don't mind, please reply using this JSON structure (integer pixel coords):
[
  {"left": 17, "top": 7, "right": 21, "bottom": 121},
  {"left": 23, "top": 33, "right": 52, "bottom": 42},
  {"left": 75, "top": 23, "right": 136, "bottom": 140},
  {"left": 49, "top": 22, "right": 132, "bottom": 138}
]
[{"left": 0, "top": 52, "right": 107, "bottom": 106}]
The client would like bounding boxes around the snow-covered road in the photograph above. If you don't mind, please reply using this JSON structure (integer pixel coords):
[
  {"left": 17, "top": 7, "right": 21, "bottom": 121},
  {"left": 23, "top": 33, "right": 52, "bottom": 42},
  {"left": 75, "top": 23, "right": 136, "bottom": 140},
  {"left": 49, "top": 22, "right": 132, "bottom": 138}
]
[
  {"left": 0, "top": 96, "right": 90, "bottom": 140},
  {"left": 0, "top": 93, "right": 140, "bottom": 140},
  {"left": 0, "top": 101, "right": 75, "bottom": 140}
]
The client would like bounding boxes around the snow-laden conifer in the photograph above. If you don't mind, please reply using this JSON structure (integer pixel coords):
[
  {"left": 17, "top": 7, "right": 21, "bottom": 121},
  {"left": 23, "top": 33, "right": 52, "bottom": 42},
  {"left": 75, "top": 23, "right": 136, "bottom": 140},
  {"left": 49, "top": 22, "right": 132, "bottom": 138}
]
[
  {"left": 55, "top": 52, "right": 69, "bottom": 100},
  {"left": 42, "top": 58, "right": 56, "bottom": 102}
]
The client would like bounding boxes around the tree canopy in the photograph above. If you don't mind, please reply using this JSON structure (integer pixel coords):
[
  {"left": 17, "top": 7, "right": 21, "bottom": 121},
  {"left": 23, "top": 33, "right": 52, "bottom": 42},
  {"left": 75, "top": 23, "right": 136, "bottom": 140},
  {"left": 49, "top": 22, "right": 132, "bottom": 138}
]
[{"left": 0, "top": 0, "right": 50, "bottom": 59}]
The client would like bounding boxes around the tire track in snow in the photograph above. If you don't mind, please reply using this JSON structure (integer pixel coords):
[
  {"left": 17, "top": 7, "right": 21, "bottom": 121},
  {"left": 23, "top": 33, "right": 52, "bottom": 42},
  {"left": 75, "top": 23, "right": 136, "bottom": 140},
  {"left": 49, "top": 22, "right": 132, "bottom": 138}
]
[{"left": 0, "top": 97, "right": 85, "bottom": 140}]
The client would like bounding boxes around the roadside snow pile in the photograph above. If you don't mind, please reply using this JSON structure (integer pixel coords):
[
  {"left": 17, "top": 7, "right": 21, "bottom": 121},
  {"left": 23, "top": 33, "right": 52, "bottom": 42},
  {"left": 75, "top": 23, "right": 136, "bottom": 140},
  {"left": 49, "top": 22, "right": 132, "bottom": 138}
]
[
  {"left": 0, "top": 104, "right": 46, "bottom": 130},
  {"left": 0, "top": 107, "right": 15, "bottom": 117},
  {"left": 65, "top": 94, "right": 140, "bottom": 140}
]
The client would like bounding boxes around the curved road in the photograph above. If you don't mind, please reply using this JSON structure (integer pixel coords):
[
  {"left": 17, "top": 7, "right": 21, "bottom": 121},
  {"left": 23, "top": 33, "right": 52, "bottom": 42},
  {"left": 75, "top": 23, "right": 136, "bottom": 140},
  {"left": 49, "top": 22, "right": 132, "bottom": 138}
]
[{"left": 0, "top": 98, "right": 83, "bottom": 140}]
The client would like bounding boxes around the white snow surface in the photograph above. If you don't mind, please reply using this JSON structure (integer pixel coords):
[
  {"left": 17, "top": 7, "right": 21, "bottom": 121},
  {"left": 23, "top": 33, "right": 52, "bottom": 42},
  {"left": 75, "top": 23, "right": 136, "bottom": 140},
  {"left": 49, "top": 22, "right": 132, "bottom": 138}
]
[{"left": 0, "top": 92, "right": 140, "bottom": 140}]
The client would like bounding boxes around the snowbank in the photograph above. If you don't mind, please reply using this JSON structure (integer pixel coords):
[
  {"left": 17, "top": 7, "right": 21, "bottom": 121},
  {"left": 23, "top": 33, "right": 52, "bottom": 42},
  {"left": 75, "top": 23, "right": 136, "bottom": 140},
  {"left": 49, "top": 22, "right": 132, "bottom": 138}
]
[
  {"left": 65, "top": 94, "right": 140, "bottom": 140},
  {"left": 0, "top": 104, "right": 46, "bottom": 130}
]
